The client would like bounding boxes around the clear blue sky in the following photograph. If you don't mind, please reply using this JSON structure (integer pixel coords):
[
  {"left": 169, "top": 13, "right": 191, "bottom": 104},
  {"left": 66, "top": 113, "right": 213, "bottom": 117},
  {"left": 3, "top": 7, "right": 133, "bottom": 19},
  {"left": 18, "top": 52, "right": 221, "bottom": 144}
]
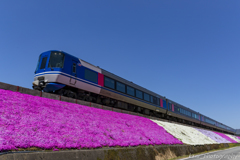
[{"left": 0, "top": 1, "right": 239, "bottom": 129}]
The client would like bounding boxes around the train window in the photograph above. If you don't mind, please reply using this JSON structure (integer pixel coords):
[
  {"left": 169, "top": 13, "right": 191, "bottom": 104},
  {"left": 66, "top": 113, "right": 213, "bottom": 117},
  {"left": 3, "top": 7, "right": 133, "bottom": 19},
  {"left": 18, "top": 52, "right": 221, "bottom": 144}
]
[
  {"left": 127, "top": 86, "right": 135, "bottom": 96},
  {"left": 144, "top": 93, "right": 150, "bottom": 101},
  {"left": 104, "top": 77, "right": 115, "bottom": 89},
  {"left": 116, "top": 82, "right": 125, "bottom": 93},
  {"left": 205, "top": 118, "right": 216, "bottom": 125},
  {"left": 48, "top": 52, "right": 65, "bottom": 68},
  {"left": 136, "top": 90, "right": 143, "bottom": 99},
  {"left": 72, "top": 63, "right": 76, "bottom": 73},
  {"left": 153, "top": 97, "right": 157, "bottom": 104},
  {"left": 150, "top": 96, "right": 153, "bottom": 103},
  {"left": 157, "top": 98, "right": 160, "bottom": 105},
  {"left": 40, "top": 57, "right": 47, "bottom": 69},
  {"left": 192, "top": 113, "right": 198, "bottom": 119},
  {"left": 85, "top": 68, "right": 98, "bottom": 83}
]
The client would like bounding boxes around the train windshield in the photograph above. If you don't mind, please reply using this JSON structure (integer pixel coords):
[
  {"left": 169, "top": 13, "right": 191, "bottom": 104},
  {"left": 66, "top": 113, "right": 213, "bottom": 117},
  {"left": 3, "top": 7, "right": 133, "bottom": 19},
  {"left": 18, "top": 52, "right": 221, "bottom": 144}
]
[{"left": 48, "top": 52, "right": 65, "bottom": 68}]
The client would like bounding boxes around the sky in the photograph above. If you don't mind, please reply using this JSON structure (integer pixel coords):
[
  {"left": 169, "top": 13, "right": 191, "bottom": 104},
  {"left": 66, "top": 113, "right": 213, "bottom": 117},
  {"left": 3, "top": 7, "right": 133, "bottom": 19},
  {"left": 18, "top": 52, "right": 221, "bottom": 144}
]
[{"left": 0, "top": 0, "right": 239, "bottom": 129}]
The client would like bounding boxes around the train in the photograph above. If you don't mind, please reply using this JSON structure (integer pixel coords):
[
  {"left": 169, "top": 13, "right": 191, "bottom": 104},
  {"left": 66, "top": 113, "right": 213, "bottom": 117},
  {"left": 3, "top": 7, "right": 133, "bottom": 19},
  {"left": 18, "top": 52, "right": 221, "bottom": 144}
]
[{"left": 32, "top": 50, "right": 236, "bottom": 134}]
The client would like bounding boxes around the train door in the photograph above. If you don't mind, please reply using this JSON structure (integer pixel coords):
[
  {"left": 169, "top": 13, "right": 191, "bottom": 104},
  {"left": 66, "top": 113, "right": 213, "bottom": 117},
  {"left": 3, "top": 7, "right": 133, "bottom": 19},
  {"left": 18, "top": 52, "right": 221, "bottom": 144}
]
[{"left": 70, "top": 61, "right": 77, "bottom": 85}]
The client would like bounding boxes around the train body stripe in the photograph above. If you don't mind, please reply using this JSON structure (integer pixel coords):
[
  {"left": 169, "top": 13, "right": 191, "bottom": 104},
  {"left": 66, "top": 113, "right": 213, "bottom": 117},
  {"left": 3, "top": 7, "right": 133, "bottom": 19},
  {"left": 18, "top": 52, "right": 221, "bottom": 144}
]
[
  {"left": 98, "top": 73, "right": 104, "bottom": 87},
  {"left": 34, "top": 72, "right": 160, "bottom": 108},
  {"left": 35, "top": 71, "right": 100, "bottom": 87}
]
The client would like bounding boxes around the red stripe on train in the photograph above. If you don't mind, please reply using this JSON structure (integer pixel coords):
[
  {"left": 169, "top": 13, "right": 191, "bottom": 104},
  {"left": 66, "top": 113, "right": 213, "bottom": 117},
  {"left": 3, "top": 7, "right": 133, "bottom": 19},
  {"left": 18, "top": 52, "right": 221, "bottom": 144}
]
[{"left": 98, "top": 73, "right": 104, "bottom": 86}]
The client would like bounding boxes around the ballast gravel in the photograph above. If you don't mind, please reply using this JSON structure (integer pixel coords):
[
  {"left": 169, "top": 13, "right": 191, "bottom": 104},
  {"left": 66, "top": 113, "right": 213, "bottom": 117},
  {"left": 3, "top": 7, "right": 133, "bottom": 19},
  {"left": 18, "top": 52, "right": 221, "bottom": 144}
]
[{"left": 0, "top": 89, "right": 182, "bottom": 151}]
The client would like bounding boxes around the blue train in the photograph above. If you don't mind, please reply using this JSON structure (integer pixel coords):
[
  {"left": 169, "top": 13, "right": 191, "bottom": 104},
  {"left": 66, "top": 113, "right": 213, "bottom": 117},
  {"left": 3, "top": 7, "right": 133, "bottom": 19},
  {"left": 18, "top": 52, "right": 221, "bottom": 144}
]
[{"left": 33, "top": 50, "right": 235, "bottom": 134}]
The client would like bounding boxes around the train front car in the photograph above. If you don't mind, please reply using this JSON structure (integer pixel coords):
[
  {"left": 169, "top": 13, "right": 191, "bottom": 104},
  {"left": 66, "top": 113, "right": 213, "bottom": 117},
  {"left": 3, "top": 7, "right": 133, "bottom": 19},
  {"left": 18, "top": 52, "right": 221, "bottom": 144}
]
[
  {"left": 33, "top": 50, "right": 103, "bottom": 99},
  {"left": 33, "top": 50, "right": 69, "bottom": 93}
]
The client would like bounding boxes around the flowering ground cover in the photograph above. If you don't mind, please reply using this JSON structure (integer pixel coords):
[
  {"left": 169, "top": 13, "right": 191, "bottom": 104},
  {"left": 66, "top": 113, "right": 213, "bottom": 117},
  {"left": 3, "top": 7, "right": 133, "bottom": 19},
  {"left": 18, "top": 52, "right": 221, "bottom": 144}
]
[
  {"left": 0, "top": 89, "right": 182, "bottom": 151},
  {"left": 225, "top": 134, "right": 240, "bottom": 143},
  {"left": 151, "top": 120, "right": 216, "bottom": 145},
  {"left": 194, "top": 128, "right": 230, "bottom": 143},
  {"left": 213, "top": 132, "right": 238, "bottom": 143}
]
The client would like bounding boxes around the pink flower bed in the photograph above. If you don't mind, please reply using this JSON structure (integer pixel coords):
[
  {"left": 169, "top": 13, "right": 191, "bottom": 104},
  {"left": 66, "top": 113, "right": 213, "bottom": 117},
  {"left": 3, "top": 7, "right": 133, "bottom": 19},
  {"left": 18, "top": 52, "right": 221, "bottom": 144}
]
[
  {"left": 213, "top": 132, "right": 237, "bottom": 143},
  {"left": 0, "top": 89, "right": 182, "bottom": 151}
]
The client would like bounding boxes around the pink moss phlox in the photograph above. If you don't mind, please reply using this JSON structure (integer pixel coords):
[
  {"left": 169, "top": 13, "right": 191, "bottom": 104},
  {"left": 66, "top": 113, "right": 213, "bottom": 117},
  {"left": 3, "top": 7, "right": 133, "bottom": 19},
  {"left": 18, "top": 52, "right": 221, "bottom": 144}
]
[
  {"left": 0, "top": 89, "right": 182, "bottom": 151},
  {"left": 213, "top": 132, "right": 238, "bottom": 143},
  {"left": 194, "top": 128, "right": 231, "bottom": 143}
]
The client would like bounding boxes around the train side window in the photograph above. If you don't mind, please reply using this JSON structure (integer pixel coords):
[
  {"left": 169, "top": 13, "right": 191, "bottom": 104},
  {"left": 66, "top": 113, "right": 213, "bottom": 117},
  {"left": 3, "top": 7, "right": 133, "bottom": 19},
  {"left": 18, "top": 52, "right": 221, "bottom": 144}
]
[
  {"left": 144, "top": 93, "right": 150, "bottom": 101},
  {"left": 116, "top": 82, "right": 125, "bottom": 93},
  {"left": 127, "top": 86, "right": 135, "bottom": 96},
  {"left": 150, "top": 96, "right": 153, "bottom": 103},
  {"left": 40, "top": 57, "right": 47, "bottom": 69},
  {"left": 85, "top": 68, "right": 98, "bottom": 83},
  {"left": 136, "top": 90, "right": 143, "bottom": 99},
  {"left": 153, "top": 97, "right": 157, "bottom": 104},
  {"left": 72, "top": 63, "right": 76, "bottom": 73},
  {"left": 104, "top": 77, "right": 115, "bottom": 89}
]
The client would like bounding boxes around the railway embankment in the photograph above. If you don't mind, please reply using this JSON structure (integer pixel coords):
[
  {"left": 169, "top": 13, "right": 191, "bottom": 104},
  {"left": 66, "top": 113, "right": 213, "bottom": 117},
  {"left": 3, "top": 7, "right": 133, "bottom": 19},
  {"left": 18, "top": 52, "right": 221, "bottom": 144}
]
[
  {"left": 0, "top": 82, "right": 240, "bottom": 160},
  {"left": 1, "top": 143, "right": 238, "bottom": 160}
]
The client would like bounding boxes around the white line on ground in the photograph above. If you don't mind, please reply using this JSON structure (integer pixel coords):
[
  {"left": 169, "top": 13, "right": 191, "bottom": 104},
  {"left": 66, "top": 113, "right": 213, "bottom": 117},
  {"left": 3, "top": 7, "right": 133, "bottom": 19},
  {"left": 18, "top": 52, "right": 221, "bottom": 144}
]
[{"left": 179, "top": 146, "right": 240, "bottom": 160}]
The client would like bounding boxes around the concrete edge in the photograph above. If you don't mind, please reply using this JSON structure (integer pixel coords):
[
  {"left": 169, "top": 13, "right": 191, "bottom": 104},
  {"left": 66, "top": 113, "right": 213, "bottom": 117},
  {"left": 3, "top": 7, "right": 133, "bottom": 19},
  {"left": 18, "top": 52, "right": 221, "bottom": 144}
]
[{"left": 1, "top": 144, "right": 237, "bottom": 160}]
